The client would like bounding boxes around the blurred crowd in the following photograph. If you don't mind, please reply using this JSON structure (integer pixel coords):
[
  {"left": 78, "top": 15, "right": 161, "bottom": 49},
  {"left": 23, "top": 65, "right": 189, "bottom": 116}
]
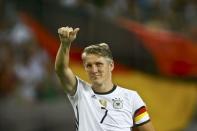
[
  {"left": 57, "top": 0, "right": 197, "bottom": 40},
  {"left": 0, "top": 1, "right": 72, "bottom": 130},
  {"left": 0, "top": 0, "right": 196, "bottom": 131},
  {"left": 0, "top": 13, "right": 61, "bottom": 102}
]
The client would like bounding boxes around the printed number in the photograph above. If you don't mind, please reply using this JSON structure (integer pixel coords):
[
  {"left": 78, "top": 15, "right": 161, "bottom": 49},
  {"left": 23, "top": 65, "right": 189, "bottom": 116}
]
[
  {"left": 100, "top": 107, "right": 108, "bottom": 123},
  {"left": 75, "top": 105, "right": 79, "bottom": 130}
]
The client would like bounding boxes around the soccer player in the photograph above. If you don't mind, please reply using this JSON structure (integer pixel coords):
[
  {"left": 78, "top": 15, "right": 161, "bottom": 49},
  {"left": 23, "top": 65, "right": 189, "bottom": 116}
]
[{"left": 55, "top": 26, "right": 155, "bottom": 131}]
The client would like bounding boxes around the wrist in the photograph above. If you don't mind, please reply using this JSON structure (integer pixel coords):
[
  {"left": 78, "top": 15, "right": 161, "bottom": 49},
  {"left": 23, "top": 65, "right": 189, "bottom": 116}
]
[
  {"left": 61, "top": 40, "right": 71, "bottom": 46},
  {"left": 61, "top": 41, "right": 71, "bottom": 49}
]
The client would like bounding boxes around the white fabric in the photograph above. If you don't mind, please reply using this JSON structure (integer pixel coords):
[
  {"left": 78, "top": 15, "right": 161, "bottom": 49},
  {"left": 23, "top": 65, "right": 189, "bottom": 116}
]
[{"left": 67, "top": 77, "right": 150, "bottom": 131}]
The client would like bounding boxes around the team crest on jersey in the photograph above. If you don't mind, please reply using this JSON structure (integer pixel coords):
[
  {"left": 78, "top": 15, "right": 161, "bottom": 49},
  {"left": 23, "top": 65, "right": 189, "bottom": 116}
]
[
  {"left": 112, "top": 98, "right": 123, "bottom": 109},
  {"left": 99, "top": 99, "right": 107, "bottom": 108}
]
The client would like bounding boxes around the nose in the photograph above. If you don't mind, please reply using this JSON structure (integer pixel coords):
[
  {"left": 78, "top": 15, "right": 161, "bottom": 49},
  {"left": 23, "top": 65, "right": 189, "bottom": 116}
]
[{"left": 91, "top": 65, "right": 98, "bottom": 73}]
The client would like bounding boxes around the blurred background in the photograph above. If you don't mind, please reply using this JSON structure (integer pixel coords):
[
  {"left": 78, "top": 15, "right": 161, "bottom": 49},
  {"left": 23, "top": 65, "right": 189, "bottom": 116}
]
[{"left": 0, "top": 0, "right": 197, "bottom": 131}]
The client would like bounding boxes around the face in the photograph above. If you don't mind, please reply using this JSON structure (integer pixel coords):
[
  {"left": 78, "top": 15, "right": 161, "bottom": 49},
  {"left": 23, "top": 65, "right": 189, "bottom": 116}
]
[{"left": 83, "top": 54, "right": 114, "bottom": 86}]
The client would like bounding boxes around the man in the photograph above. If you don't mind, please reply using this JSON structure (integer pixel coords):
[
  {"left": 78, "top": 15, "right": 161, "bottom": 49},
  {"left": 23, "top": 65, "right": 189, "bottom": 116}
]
[{"left": 55, "top": 26, "right": 155, "bottom": 131}]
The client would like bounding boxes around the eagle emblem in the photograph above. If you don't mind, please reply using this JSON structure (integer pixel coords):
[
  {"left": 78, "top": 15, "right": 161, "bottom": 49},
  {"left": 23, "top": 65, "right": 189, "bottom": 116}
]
[{"left": 112, "top": 98, "right": 123, "bottom": 109}]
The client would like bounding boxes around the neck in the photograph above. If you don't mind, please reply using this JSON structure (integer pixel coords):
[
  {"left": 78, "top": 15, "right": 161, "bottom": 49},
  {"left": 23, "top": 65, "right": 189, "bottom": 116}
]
[{"left": 92, "top": 81, "right": 114, "bottom": 93}]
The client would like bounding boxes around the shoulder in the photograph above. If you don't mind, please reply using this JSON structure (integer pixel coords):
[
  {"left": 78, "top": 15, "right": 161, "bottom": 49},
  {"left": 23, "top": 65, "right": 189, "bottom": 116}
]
[
  {"left": 115, "top": 85, "right": 144, "bottom": 103},
  {"left": 70, "top": 76, "right": 92, "bottom": 96},
  {"left": 76, "top": 76, "right": 90, "bottom": 88},
  {"left": 116, "top": 85, "right": 138, "bottom": 96}
]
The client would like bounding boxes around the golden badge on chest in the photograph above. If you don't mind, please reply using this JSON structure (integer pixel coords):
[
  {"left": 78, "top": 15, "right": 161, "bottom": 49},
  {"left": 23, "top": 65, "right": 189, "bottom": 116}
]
[{"left": 99, "top": 99, "right": 107, "bottom": 108}]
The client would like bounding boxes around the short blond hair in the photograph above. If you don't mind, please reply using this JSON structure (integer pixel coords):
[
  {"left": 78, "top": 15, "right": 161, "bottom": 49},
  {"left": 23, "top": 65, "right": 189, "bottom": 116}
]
[{"left": 81, "top": 43, "right": 113, "bottom": 61}]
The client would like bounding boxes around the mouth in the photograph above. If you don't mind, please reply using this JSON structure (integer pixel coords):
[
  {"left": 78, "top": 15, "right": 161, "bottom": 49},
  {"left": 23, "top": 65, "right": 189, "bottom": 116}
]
[{"left": 90, "top": 75, "right": 101, "bottom": 79}]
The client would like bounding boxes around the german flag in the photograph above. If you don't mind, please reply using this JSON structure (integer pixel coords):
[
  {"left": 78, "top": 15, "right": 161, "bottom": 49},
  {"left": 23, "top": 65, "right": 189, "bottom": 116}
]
[
  {"left": 117, "top": 18, "right": 197, "bottom": 78},
  {"left": 134, "top": 106, "right": 150, "bottom": 126}
]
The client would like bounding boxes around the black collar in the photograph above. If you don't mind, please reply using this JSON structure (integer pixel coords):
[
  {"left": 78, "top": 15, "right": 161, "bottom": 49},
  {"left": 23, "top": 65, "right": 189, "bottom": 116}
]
[{"left": 93, "top": 85, "right": 117, "bottom": 95}]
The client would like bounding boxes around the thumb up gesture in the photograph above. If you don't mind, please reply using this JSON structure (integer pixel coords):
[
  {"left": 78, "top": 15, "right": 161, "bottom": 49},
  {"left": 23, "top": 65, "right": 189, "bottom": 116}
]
[{"left": 58, "top": 26, "right": 80, "bottom": 44}]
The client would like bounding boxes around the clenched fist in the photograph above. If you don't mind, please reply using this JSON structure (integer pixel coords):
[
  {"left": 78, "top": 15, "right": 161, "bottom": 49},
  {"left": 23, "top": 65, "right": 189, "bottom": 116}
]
[{"left": 58, "top": 26, "right": 80, "bottom": 44}]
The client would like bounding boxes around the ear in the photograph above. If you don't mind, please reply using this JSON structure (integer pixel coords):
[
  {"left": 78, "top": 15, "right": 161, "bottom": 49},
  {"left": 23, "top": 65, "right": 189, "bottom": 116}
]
[
  {"left": 110, "top": 61, "right": 114, "bottom": 71},
  {"left": 83, "top": 61, "right": 88, "bottom": 71}
]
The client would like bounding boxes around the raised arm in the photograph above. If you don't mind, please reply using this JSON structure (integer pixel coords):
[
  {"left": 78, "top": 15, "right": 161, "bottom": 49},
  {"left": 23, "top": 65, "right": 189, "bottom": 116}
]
[{"left": 55, "top": 26, "right": 80, "bottom": 95}]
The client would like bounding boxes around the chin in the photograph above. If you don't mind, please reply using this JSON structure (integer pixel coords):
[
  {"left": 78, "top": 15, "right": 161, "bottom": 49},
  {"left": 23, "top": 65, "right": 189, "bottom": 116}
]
[{"left": 91, "top": 79, "right": 102, "bottom": 86}]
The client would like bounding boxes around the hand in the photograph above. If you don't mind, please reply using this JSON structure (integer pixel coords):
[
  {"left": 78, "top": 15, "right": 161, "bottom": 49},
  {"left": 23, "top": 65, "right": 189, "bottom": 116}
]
[{"left": 58, "top": 26, "right": 80, "bottom": 44}]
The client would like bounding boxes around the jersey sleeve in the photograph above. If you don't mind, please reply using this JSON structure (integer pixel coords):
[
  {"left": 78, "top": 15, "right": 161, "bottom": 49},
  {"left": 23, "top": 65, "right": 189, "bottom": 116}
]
[
  {"left": 67, "top": 76, "right": 86, "bottom": 107},
  {"left": 132, "top": 91, "right": 150, "bottom": 127}
]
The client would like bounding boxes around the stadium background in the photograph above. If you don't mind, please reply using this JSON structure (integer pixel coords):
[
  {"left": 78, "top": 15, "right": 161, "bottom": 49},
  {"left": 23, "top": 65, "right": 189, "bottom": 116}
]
[{"left": 0, "top": 0, "right": 197, "bottom": 131}]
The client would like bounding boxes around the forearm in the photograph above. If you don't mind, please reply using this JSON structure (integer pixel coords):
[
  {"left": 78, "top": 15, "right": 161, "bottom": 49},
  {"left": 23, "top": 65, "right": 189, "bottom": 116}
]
[{"left": 55, "top": 42, "right": 71, "bottom": 75}]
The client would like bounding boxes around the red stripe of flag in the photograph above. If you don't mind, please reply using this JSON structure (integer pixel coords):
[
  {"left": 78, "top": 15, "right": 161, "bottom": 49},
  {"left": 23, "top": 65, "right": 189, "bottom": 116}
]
[{"left": 134, "top": 106, "right": 147, "bottom": 117}]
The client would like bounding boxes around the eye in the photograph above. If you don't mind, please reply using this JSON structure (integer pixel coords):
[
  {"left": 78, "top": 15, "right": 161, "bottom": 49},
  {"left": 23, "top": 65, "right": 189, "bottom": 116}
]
[
  {"left": 96, "top": 62, "right": 103, "bottom": 67},
  {"left": 86, "top": 64, "right": 92, "bottom": 69}
]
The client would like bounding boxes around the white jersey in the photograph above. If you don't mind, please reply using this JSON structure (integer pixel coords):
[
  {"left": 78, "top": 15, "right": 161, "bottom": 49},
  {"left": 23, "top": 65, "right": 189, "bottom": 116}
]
[{"left": 67, "top": 77, "right": 150, "bottom": 131}]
